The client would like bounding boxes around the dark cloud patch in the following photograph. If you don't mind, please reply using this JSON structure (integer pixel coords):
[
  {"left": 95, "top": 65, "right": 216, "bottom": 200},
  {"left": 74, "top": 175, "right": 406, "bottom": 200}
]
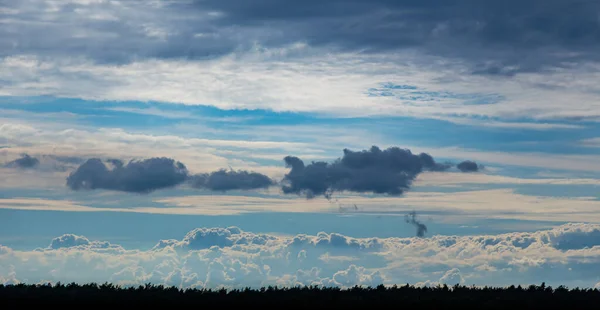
[
  {"left": 4, "top": 154, "right": 39, "bottom": 169},
  {"left": 3, "top": 0, "right": 600, "bottom": 72},
  {"left": 456, "top": 160, "right": 480, "bottom": 172},
  {"left": 66, "top": 157, "right": 275, "bottom": 193},
  {"left": 177, "top": 0, "right": 600, "bottom": 72},
  {"left": 2, "top": 153, "right": 86, "bottom": 172},
  {"left": 281, "top": 145, "right": 453, "bottom": 199},
  {"left": 405, "top": 211, "right": 428, "bottom": 237},
  {"left": 62, "top": 151, "right": 475, "bottom": 195},
  {"left": 66, "top": 157, "right": 189, "bottom": 193},
  {"left": 189, "top": 169, "right": 275, "bottom": 191}
]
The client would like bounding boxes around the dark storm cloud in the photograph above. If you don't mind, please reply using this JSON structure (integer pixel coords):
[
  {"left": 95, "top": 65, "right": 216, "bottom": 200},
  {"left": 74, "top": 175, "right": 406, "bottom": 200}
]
[
  {"left": 189, "top": 169, "right": 275, "bottom": 191},
  {"left": 3, "top": 0, "right": 600, "bottom": 72},
  {"left": 281, "top": 145, "right": 454, "bottom": 199},
  {"left": 456, "top": 160, "right": 480, "bottom": 172},
  {"left": 3, "top": 153, "right": 39, "bottom": 169},
  {"left": 66, "top": 157, "right": 189, "bottom": 193}
]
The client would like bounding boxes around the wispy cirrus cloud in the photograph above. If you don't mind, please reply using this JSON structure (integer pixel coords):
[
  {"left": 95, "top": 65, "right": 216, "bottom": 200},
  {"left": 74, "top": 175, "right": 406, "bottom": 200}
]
[
  {"left": 3, "top": 188, "right": 600, "bottom": 223},
  {"left": 3, "top": 53, "right": 600, "bottom": 124}
]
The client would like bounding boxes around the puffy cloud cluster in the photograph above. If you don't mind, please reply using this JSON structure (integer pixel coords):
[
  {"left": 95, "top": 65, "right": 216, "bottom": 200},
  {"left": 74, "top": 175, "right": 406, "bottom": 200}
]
[
  {"left": 66, "top": 157, "right": 274, "bottom": 194},
  {"left": 2, "top": 223, "right": 600, "bottom": 289},
  {"left": 66, "top": 158, "right": 189, "bottom": 193},
  {"left": 281, "top": 146, "right": 474, "bottom": 198},
  {"left": 65, "top": 146, "right": 478, "bottom": 195},
  {"left": 189, "top": 169, "right": 275, "bottom": 191},
  {"left": 46, "top": 234, "right": 124, "bottom": 253},
  {"left": 457, "top": 160, "right": 480, "bottom": 172}
]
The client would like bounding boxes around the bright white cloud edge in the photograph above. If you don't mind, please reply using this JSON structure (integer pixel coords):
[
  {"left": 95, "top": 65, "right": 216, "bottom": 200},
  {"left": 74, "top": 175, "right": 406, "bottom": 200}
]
[{"left": 3, "top": 223, "right": 600, "bottom": 289}]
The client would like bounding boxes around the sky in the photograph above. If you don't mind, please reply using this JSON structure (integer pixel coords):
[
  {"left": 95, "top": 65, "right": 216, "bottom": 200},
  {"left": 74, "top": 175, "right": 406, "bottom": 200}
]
[{"left": 2, "top": 0, "right": 600, "bottom": 289}]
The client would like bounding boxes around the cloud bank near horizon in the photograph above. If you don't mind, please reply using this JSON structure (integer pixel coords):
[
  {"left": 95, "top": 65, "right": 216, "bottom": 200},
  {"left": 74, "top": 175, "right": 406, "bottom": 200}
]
[{"left": 2, "top": 223, "right": 600, "bottom": 289}]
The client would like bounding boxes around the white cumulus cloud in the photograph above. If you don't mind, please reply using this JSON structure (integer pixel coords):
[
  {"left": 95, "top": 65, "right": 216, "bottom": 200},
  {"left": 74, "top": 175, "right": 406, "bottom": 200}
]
[{"left": 2, "top": 224, "right": 600, "bottom": 289}]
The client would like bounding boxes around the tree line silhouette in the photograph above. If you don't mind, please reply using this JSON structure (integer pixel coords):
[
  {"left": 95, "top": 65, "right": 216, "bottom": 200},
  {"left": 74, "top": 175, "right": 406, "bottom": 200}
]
[{"left": 2, "top": 282, "right": 600, "bottom": 308}]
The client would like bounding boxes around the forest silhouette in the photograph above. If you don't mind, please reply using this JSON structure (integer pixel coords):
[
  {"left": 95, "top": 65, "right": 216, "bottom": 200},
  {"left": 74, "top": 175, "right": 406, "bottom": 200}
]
[{"left": 2, "top": 282, "right": 600, "bottom": 308}]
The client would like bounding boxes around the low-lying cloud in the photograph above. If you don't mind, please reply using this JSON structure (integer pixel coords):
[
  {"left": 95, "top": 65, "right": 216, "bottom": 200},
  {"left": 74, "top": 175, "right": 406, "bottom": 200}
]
[{"left": 2, "top": 223, "right": 600, "bottom": 289}]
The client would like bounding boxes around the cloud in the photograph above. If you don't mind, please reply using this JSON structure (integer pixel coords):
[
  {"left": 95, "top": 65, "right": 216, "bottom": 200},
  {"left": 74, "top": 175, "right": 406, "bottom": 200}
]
[
  {"left": 439, "top": 268, "right": 465, "bottom": 286},
  {"left": 3, "top": 153, "right": 39, "bottom": 168},
  {"left": 2, "top": 1, "right": 600, "bottom": 125},
  {"left": 405, "top": 211, "right": 428, "bottom": 237},
  {"left": 189, "top": 169, "right": 275, "bottom": 191},
  {"left": 66, "top": 157, "right": 189, "bottom": 193},
  {"left": 1, "top": 150, "right": 85, "bottom": 173},
  {"left": 3, "top": 0, "right": 600, "bottom": 73},
  {"left": 47, "top": 234, "right": 123, "bottom": 252},
  {"left": 189, "top": 0, "right": 600, "bottom": 71},
  {"left": 456, "top": 160, "right": 480, "bottom": 172},
  {"left": 3, "top": 224, "right": 600, "bottom": 289},
  {"left": 415, "top": 172, "right": 600, "bottom": 187},
  {"left": 6, "top": 187, "right": 600, "bottom": 223},
  {"left": 60, "top": 144, "right": 478, "bottom": 196},
  {"left": 281, "top": 145, "right": 468, "bottom": 198},
  {"left": 579, "top": 137, "right": 600, "bottom": 148},
  {"left": 0, "top": 121, "right": 309, "bottom": 175},
  {"left": 3, "top": 52, "right": 600, "bottom": 124},
  {"left": 65, "top": 156, "right": 277, "bottom": 194}
]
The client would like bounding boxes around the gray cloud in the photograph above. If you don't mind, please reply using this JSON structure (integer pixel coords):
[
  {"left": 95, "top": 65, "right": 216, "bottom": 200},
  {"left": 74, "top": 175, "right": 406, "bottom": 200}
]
[
  {"left": 66, "top": 157, "right": 275, "bottom": 193},
  {"left": 66, "top": 157, "right": 189, "bottom": 193},
  {"left": 281, "top": 145, "right": 455, "bottom": 199},
  {"left": 3, "top": 153, "right": 39, "bottom": 169},
  {"left": 186, "top": 0, "right": 600, "bottom": 73},
  {"left": 2, "top": 153, "right": 85, "bottom": 172},
  {"left": 457, "top": 160, "right": 480, "bottom": 172},
  {"left": 2, "top": 0, "right": 600, "bottom": 72},
  {"left": 405, "top": 211, "right": 428, "bottom": 237},
  {"left": 189, "top": 169, "right": 275, "bottom": 192}
]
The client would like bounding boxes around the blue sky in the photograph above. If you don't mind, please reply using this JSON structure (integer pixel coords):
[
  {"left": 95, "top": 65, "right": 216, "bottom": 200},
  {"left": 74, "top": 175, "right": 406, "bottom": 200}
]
[{"left": 2, "top": 0, "right": 600, "bottom": 290}]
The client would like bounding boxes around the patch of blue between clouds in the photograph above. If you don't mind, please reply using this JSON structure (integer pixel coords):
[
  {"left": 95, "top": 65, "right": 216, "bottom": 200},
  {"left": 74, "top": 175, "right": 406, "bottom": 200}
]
[{"left": 366, "top": 82, "right": 506, "bottom": 105}]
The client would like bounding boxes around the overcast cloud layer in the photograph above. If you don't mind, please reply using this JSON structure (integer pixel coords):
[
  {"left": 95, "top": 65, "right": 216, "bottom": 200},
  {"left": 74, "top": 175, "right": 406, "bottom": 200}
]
[
  {"left": 2, "top": 0, "right": 600, "bottom": 72},
  {"left": 3, "top": 224, "right": 600, "bottom": 289}
]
